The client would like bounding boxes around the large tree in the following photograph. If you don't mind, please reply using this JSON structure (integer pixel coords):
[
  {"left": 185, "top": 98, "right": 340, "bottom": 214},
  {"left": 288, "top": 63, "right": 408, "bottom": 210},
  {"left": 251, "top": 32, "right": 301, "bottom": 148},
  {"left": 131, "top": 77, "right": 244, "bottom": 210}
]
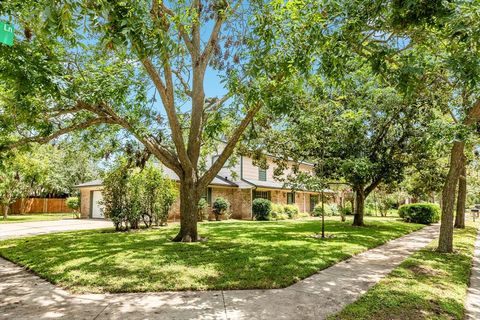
[
  {"left": 259, "top": 66, "right": 443, "bottom": 226},
  {"left": 0, "top": 1, "right": 326, "bottom": 241},
  {"left": 329, "top": 0, "right": 480, "bottom": 252}
]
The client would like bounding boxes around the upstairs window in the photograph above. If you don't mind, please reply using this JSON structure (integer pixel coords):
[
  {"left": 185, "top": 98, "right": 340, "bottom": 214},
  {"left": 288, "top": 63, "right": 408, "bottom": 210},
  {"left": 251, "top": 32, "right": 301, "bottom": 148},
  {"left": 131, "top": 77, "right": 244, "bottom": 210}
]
[
  {"left": 258, "top": 167, "right": 267, "bottom": 181},
  {"left": 287, "top": 192, "right": 295, "bottom": 204}
]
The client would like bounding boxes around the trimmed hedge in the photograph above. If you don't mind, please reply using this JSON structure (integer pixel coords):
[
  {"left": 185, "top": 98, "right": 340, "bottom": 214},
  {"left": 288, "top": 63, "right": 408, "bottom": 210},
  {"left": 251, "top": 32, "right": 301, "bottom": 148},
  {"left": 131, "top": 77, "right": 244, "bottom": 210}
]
[
  {"left": 252, "top": 198, "right": 272, "bottom": 221},
  {"left": 398, "top": 203, "right": 440, "bottom": 224}
]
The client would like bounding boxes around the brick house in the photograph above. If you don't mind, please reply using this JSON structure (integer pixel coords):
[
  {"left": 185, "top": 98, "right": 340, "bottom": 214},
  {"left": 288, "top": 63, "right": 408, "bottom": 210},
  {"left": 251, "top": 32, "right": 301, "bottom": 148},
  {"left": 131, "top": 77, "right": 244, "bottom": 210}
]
[{"left": 76, "top": 153, "right": 336, "bottom": 220}]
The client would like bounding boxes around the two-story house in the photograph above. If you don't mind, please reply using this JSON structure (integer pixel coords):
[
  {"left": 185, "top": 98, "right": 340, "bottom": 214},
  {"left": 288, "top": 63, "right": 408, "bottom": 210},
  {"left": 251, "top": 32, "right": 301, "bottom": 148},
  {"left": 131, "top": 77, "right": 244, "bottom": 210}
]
[{"left": 76, "top": 152, "right": 335, "bottom": 220}]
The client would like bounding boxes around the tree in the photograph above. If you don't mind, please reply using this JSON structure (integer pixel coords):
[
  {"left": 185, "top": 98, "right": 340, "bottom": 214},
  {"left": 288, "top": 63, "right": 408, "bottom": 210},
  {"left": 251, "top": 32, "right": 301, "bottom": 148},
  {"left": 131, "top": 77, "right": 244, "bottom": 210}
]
[
  {"left": 102, "top": 160, "right": 177, "bottom": 230},
  {"left": 262, "top": 65, "right": 442, "bottom": 226},
  {"left": 326, "top": 0, "right": 480, "bottom": 252},
  {"left": 0, "top": 151, "right": 44, "bottom": 219},
  {"left": 0, "top": 1, "right": 325, "bottom": 242}
]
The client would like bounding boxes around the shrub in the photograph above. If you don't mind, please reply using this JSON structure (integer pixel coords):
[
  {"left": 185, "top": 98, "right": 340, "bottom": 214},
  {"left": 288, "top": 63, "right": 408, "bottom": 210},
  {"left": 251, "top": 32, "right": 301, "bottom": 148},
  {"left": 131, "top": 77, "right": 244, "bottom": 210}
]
[
  {"left": 66, "top": 197, "right": 80, "bottom": 218},
  {"left": 294, "top": 212, "right": 310, "bottom": 219},
  {"left": 252, "top": 198, "right": 272, "bottom": 221},
  {"left": 274, "top": 212, "right": 289, "bottom": 220},
  {"left": 271, "top": 203, "right": 285, "bottom": 219},
  {"left": 197, "top": 198, "right": 209, "bottom": 222},
  {"left": 341, "top": 205, "right": 353, "bottom": 215},
  {"left": 213, "top": 197, "right": 230, "bottom": 221},
  {"left": 102, "top": 162, "right": 177, "bottom": 231},
  {"left": 284, "top": 204, "right": 299, "bottom": 218},
  {"left": 313, "top": 203, "right": 339, "bottom": 217},
  {"left": 398, "top": 203, "right": 440, "bottom": 224}
]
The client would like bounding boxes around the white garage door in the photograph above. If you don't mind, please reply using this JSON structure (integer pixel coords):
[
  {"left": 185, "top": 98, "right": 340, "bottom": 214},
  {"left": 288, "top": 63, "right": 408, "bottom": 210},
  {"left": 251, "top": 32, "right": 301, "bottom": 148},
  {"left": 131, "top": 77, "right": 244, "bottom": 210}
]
[{"left": 91, "top": 191, "right": 105, "bottom": 219}]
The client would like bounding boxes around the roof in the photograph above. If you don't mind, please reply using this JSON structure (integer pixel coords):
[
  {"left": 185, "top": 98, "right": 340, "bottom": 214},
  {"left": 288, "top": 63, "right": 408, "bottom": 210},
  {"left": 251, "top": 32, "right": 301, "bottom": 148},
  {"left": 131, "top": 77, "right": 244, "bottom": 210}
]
[
  {"left": 162, "top": 167, "right": 238, "bottom": 187},
  {"left": 75, "top": 169, "right": 238, "bottom": 189},
  {"left": 74, "top": 179, "right": 103, "bottom": 188},
  {"left": 242, "top": 179, "right": 335, "bottom": 193}
]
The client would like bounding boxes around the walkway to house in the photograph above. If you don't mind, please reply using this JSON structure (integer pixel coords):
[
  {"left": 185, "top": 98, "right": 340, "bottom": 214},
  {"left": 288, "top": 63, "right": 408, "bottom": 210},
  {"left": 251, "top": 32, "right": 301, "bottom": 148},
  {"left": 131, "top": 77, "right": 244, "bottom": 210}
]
[
  {"left": 0, "top": 224, "right": 439, "bottom": 320},
  {"left": 0, "top": 219, "right": 112, "bottom": 240},
  {"left": 465, "top": 228, "right": 480, "bottom": 320}
]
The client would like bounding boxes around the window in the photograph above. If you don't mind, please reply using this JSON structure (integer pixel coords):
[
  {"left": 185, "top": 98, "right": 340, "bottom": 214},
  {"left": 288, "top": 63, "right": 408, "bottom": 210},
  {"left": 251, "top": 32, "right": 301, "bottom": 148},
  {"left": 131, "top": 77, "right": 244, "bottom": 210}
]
[
  {"left": 258, "top": 167, "right": 267, "bottom": 181},
  {"left": 254, "top": 191, "right": 271, "bottom": 200},
  {"left": 287, "top": 192, "right": 295, "bottom": 204},
  {"left": 202, "top": 187, "right": 213, "bottom": 205}
]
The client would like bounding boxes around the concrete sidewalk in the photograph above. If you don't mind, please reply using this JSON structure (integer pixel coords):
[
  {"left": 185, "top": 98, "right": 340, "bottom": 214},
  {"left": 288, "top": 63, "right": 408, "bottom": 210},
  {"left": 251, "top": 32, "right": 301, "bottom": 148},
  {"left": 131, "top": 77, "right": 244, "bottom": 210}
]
[
  {"left": 0, "top": 224, "right": 439, "bottom": 320},
  {"left": 465, "top": 228, "right": 480, "bottom": 320},
  {"left": 0, "top": 219, "right": 112, "bottom": 240}
]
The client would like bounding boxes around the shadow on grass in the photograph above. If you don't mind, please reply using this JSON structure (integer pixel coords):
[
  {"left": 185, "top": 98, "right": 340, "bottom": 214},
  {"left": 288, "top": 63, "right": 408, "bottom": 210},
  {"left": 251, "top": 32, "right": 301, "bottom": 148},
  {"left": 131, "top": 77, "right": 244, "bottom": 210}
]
[{"left": 0, "top": 218, "right": 423, "bottom": 293}]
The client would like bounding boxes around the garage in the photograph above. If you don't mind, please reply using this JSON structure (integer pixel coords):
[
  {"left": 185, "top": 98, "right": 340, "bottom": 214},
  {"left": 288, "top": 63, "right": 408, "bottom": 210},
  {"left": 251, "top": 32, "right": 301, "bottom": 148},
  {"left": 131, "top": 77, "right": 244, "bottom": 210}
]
[{"left": 91, "top": 190, "right": 105, "bottom": 219}]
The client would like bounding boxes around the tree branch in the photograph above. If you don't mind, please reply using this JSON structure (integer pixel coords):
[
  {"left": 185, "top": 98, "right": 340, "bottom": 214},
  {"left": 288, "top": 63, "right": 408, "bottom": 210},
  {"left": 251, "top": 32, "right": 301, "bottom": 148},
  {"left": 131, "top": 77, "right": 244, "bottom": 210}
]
[
  {"left": 5, "top": 117, "right": 117, "bottom": 150},
  {"left": 199, "top": 102, "right": 262, "bottom": 188},
  {"left": 158, "top": 1, "right": 195, "bottom": 55},
  {"left": 141, "top": 57, "right": 191, "bottom": 169}
]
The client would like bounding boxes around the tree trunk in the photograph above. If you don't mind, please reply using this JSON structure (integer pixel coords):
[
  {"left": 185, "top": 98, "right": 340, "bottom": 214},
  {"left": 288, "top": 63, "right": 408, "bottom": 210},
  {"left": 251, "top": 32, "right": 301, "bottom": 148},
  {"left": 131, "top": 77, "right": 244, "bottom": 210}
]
[
  {"left": 353, "top": 188, "right": 365, "bottom": 226},
  {"left": 2, "top": 205, "right": 8, "bottom": 220},
  {"left": 172, "top": 180, "right": 202, "bottom": 242},
  {"left": 454, "top": 155, "right": 467, "bottom": 229},
  {"left": 438, "top": 141, "right": 464, "bottom": 253}
]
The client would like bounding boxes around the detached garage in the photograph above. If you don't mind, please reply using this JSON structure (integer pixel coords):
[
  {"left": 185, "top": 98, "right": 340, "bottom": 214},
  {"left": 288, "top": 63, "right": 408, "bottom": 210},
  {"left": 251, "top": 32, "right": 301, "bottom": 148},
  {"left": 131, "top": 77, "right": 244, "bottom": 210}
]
[{"left": 75, "top": 180, "right": 105, "bottom": 219}]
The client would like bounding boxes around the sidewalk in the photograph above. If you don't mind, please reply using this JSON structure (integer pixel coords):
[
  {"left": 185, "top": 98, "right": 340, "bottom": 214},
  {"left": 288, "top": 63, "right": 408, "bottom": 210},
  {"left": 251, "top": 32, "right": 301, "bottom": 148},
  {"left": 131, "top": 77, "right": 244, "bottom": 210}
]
[
  {"left": 0, "top": 224, "right": 439, "bottom": 320},
  {"left": 465, "top": 228, "right": 480, "bottom": 320}
]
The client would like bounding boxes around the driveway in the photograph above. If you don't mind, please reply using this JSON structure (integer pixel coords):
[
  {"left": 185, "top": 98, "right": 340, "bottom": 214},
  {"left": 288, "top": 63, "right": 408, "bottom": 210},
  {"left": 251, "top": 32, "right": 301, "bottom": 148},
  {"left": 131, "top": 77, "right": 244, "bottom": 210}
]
[{"left": 0, "top": 219, "right": 112, "bottom": 240}]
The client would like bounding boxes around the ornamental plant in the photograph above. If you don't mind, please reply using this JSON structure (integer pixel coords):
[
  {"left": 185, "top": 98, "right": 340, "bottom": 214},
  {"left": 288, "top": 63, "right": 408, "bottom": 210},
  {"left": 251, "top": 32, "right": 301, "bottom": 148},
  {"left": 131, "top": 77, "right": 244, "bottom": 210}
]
[
  {"left": 252, "top": 198, "right": 272, "bottom": 221},
  {"left": 399, "top": 203, "right": 440, "bottom": 225},
  {"left": 212, "top": 197, "right": 230, "bottom": 221},
  {"left": 65, "top": 196, "right": 80, "bottom": 218}
]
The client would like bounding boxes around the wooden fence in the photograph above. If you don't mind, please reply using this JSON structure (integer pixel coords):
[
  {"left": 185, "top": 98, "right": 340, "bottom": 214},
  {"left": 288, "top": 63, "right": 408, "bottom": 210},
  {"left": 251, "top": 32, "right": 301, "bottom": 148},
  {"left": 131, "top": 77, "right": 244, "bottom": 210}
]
[{"left": 6, "top": 198, "right": 74, "bottom": 214}]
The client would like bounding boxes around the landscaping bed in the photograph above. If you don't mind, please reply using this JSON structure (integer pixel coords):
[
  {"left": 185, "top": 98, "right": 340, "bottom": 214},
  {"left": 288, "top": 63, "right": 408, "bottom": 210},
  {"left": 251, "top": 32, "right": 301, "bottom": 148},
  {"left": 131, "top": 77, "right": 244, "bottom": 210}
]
[
  {"left": 329, "top": 223, "right": 478, "bottom": 320},
  {"left": 0, "top": 217, "right": 422, "bottom": 293}
]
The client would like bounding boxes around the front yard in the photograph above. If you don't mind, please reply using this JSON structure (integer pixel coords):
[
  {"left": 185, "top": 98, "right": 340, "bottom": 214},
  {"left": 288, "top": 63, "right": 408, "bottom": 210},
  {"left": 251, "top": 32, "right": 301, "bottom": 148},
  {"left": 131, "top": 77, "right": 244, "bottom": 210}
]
[
  {"left": 330, "top": 223, "right": 478, "bottom": 320},
  {"left": 0, "top": 213, "right": 74, "bottom": 224},
  {"left": 0, "top": 217, "right": 422, "bottom": 293}
]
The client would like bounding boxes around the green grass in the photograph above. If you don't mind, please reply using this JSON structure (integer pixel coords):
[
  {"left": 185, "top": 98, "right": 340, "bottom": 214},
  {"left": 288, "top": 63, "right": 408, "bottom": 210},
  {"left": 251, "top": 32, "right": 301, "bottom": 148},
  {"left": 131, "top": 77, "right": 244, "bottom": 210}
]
[
  {"left": 0, "top": 213, "right": 74, "bottom": 224},
  {"left": 0, "top": 216, "right": 423, "bottom": 293},
  {"left": 329, "top": 223, "right": 478, "bottom": 320}
]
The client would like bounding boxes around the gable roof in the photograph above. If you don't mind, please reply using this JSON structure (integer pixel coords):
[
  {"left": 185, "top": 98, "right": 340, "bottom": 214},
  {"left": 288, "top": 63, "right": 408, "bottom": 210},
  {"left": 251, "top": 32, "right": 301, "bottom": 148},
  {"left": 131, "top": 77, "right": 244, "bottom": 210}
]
[{"left": 75, "top": 170, "right": 239, "bottom": 189}]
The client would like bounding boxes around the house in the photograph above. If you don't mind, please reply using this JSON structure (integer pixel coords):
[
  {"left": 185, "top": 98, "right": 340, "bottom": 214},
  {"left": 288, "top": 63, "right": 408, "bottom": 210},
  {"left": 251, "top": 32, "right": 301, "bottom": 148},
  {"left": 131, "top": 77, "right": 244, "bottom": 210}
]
[{"left": 76, "top": 153, "right": 337, "bottom": 220}]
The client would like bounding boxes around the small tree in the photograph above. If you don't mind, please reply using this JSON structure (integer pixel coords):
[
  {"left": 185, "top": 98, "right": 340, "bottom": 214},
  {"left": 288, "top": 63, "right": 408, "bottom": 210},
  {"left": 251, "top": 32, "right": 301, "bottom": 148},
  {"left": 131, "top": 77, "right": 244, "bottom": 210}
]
[
  {"left": 102, "top": 163, "right": 130, "bottom": 231},
  {"left": 102, "top": 161, "right": 176, "bottom": 231},
  {"left": 212, "top": 197, "right": 229, "bottom": 221},
  {"left": 155, "top": 179, "right": 177, "bottom": 226},
  {"left": 66, "top": 197, "right": 80, "bottom": 219}
]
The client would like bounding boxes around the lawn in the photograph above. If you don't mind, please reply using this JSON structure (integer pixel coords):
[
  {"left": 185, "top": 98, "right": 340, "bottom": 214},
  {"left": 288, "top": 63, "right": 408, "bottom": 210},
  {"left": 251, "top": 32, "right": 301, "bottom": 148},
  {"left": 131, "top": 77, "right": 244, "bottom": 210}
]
[
  {"left": 0, "top": 213, "right": 74, "bottom": 224},
  {"left": 0, "top": 216, "right": 423, "bottom": 293},
  {"left": 329, "top": 223, "right": 478, "bottom": 320}
]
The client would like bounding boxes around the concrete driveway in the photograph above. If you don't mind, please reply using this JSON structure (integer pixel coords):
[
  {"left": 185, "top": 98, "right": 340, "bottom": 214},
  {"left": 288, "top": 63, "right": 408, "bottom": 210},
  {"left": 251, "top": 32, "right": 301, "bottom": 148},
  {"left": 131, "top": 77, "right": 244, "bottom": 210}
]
[{"left": 0, "top": 219, "right": 112, "bottom": 240}]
